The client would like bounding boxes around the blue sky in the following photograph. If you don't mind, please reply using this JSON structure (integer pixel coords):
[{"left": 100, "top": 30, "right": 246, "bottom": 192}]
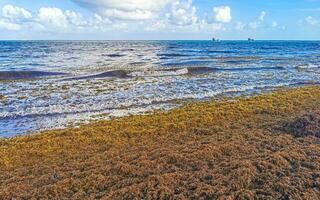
[{"left": 0, "top": 0, "right": 319, "bottom": 40}]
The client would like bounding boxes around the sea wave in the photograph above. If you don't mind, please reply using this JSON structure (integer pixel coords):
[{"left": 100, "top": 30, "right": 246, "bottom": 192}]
[
  {"left": 0, "top": 71, "right": 67, "bottom": 81},
  {"left": 64, "top": 70, "right": 129, "bottom": 80}
]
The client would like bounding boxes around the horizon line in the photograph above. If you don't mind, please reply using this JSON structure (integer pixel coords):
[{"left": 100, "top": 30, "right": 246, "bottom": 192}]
[{"left": 0, "top": 39, "right": 319, "bottom": 42}]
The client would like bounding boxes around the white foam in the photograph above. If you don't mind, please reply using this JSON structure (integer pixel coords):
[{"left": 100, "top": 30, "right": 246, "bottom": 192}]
[
  {"left": 297, "top": 64, "right": 319, "bottom": 69},
  {"left": 129, "top": 68, "right": 189, "bottom": 77}
]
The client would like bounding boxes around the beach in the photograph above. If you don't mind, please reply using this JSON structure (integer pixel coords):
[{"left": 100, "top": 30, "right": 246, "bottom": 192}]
[
  {"left": 1, "top": 0, "right": 320, "bottom": 198},
  {"left": 1, "top": 85, "right": 320, "bottom": 199}
]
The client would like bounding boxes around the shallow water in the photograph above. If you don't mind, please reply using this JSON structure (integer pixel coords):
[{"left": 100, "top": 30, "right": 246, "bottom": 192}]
[{"left": 0, "top": 40, "right": 320, "bottom": 137}]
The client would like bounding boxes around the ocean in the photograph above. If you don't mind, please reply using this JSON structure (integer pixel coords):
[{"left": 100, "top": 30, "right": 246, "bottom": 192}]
[{"left": 0, "top": 40, "right": 319, "bottom": 137}]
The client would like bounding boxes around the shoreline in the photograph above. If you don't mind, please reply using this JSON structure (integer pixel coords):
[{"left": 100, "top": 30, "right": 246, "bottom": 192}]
[
  {"left": 1, "top": 85, "right": 320, "bottom": 199},
  {"left": 2, "top": 83, "right": 314, "bottom": 138}
]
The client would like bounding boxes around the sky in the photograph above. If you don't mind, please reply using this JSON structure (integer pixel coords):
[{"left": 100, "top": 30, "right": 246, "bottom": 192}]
[{"left": 0, "top": 0, "right": 319, "bottom": 40}]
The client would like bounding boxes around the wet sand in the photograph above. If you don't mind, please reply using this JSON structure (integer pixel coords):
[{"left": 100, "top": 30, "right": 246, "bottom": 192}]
[{"left": 0, "top": 86, "right": 320, "bottom": 199}]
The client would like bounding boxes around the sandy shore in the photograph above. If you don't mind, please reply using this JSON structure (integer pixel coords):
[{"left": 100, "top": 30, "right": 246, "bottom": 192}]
[{"left": 1, "top": 86, "right": 320, "bottom": 199}]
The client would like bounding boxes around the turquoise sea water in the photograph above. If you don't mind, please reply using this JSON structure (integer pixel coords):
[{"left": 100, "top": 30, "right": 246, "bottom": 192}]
[{"left": 0, "top": 40, "right": 319, "bottom": 137}]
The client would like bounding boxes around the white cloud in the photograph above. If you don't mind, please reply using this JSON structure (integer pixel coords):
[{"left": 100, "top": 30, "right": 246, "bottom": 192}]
[
  {"left": 112, "top": 22, "right": 128, "bottom": 30},
  {"left": 212, "top": 23, "right": 224, "bottom": 31},
  {"left": 0, "top": 4, "right": 120, "bottom": 33},
  {"left": 167, "top": 0, "right": 198, "bottom": 26},
  {"left": 101, "top": 9, "right": 155, "bottom": 21},
  {"left": 72, "top": 0, "right": 174, "bottom": 21},
  {"left": 305, "top": 16, "right": 319, "bottom": 26},
  {"left": 196, "top": 19, "right": 225, "bottom": 33},
  {"left": 0, "top": 2, "right": 234, "bottom": 35},
  {"left": 248, "top": 21, "right": 258, "bottom": 29},
  {"left": 35, "top": 8, "right": 113, "bottom": 32},
  {"left": 247, "top": 12, "right": 265, "bottom": 29},
  {"left": 2, "top": 4, "right": 32, "bottom": 20},
  {"left": 65, "top": 10, "right": 88, "bottom": 27},
  {"left": 271, "top": 21, "right": 278, "bottom": 28},
  {"left": 238, "top": 12, "right": 284, "bottom": 31},
  {"left": 259, "top": 11, "right": 266, "bottom": 21},
  {"left": 37, "top": 7, "right": 68, "bottom": 30},
  {"left": 93, "top": 14, "right": 111, "bottom": 25},
  {"left": 146, "top": 20, "right": 166, "bottom": 31},
  {"left": 74, "top": 0, "right": 172, "bottom": 12},
  {"left": 0, "top": 5, "right": 32, "bottom": 31},
  {"left": 0, "top": 19, "right": 21, "bottom": 30},
  {"left": 235, "top": 21, "right": 246, "bottom": 30},
  {"left": 213, "top": 6, "right": 231, "bottom": 23}
]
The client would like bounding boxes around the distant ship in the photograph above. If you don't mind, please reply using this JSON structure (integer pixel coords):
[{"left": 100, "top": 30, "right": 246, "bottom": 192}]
[
  {"left": 248, "top": 38, "right": 255, "bottom": 42},
  {"left": 212, "top": 38, "right": 221, "bottom": 42}
]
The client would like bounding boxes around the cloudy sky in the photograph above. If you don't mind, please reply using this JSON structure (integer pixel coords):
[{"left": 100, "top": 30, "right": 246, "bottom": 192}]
[{"left": 0, "top": 0, "right": 319, "bottom": 40}]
